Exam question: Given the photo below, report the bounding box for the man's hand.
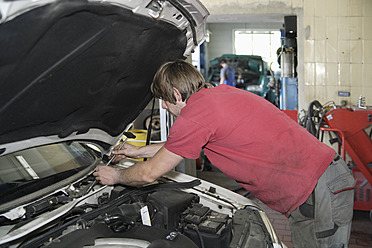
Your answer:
[111,143,140,161]
[93,166,120,185]
[94,147,183,187]
[110,143,165,162]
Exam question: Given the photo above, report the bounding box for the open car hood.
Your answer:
[0,0,209,156]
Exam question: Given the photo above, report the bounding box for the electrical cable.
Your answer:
[303,100,323,137]
[144,97,156,161]
[189,224,205,248]
[315,108,327,139]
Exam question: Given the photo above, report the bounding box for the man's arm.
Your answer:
[220,67,226,84]
[111,142,165,161]
[94,146,183,186]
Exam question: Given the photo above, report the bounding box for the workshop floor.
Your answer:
[196,170,372,248]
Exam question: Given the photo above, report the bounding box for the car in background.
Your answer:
[208,54,279,106]
[0,0,286,247]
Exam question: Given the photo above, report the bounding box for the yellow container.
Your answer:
[124,129,148,161]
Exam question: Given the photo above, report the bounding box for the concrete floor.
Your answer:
[196,170,372,248]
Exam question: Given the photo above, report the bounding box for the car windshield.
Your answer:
[0,142,96,203]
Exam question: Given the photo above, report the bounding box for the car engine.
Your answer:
[7,178,274,248]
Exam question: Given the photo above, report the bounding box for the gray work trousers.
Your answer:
[288,155,356,248]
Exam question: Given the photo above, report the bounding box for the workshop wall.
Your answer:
[206,22,283,69]
[206,23,234,64]
[201,0,372,108]
[302,0,372,108]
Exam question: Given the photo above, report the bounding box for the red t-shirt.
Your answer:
[164,85,334,217]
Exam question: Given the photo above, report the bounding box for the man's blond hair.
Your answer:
[151,60,206,104]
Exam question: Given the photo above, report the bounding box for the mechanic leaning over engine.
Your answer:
[94,59,356,248]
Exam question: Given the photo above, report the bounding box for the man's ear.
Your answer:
[172,87,183,102]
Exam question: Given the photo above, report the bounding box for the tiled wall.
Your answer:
[201,0,372,107]
[303,0,372,106]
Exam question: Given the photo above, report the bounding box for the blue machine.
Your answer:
[279,16,298,110]
[280,77,298,110]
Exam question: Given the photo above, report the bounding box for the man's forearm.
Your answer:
[115,146,184,186]
[136,142,164,158]
[117,162,154,186]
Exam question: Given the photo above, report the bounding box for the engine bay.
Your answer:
[3,177,274,248]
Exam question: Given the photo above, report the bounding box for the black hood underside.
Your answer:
[0,1,187,155]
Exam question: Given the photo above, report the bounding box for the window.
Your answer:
[0,142,96,204]
[234,30,281,71]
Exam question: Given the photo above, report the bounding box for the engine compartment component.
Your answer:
[6,180,274,248]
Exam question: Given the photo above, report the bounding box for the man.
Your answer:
[219,58,235,86]
[94,59,355,248]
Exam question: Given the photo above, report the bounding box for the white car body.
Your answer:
[0,0,287,247]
